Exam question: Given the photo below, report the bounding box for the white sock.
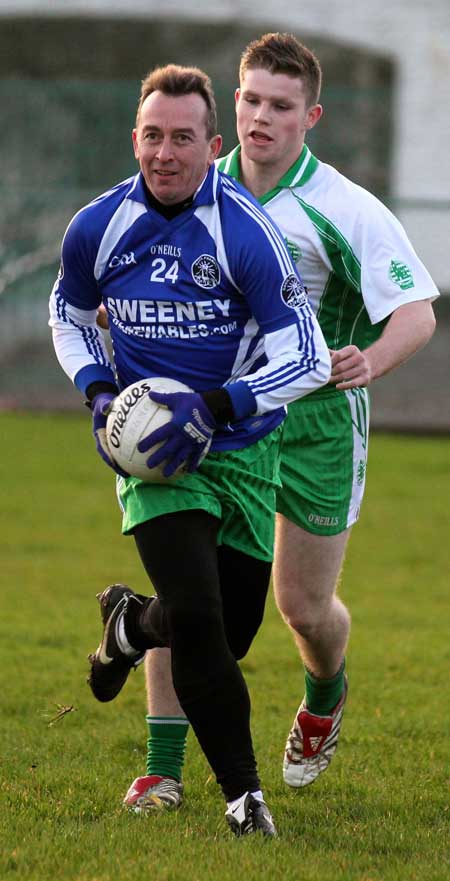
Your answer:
[116,612,140,657]
[226,790,264,812]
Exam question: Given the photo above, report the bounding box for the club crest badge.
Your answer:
[191,254,221,289]
[389,260,414,290]
[285,238,302,263]
[280,273,308,309]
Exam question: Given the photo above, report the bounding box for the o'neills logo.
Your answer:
[108,381,151,449]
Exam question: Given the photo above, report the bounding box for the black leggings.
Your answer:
[133,509,272,802]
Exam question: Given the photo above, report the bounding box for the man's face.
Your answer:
[236,68,322,172]
[133,91,222,205]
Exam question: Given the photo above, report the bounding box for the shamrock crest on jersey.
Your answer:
[357,459,366,486]
[284,237,302,264]
[281,274,308,309]
[389,260,414,291]
[191,254,221,289]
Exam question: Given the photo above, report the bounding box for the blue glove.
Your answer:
[137,391,216,478]
[90,392,129,477]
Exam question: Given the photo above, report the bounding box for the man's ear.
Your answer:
[132,129,139,159]
[208,134,223,164]
[305,104,323,131]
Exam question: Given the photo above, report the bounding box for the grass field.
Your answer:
[1,411,449,881]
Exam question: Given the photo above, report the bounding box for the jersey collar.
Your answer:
[218,144,318,203]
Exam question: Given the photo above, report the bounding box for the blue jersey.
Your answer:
[50,165,330,450]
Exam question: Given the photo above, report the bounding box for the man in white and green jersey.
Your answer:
[123,34,438,812]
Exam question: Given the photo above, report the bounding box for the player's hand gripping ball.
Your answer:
[106,378,215,481]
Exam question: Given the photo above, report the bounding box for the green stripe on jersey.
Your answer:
[316,273,387,351]
[291,194,361,289]
[290,195,389,350]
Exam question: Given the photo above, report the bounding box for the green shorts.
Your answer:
[117,426,283,562]
[277,387,370,536]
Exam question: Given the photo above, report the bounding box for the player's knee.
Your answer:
[167,601,222,640]
[276,595,327,639]
[227,634,252,661]
[279,593,350,640]
[288,614,323,640]
[225,610,264,660]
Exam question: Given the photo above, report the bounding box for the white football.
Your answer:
[106,377,193,482]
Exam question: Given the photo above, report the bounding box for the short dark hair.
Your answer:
[239,33,322,107]
[136,64,217,139]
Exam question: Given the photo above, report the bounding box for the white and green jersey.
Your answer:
[218,144,439,534]
[217,145,439,354]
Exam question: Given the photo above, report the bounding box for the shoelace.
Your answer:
[287,728,304,754]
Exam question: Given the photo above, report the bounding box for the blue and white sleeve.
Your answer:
[49,289,115,394]
[227,312,331,419]
[48,215,116,395]
[221,183,331,418]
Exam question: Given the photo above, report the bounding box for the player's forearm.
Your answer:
[49,292,115,393]
[364,299,436,381]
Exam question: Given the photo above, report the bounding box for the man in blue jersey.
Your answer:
[127,36,438,810]
[49,63,331,837]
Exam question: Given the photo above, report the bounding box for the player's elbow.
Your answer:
[422,303,437,344]
[413,301,437,354]
[402,298,437,348]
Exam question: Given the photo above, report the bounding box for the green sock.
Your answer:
[304,660,346,716]
[146,715,189,782]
